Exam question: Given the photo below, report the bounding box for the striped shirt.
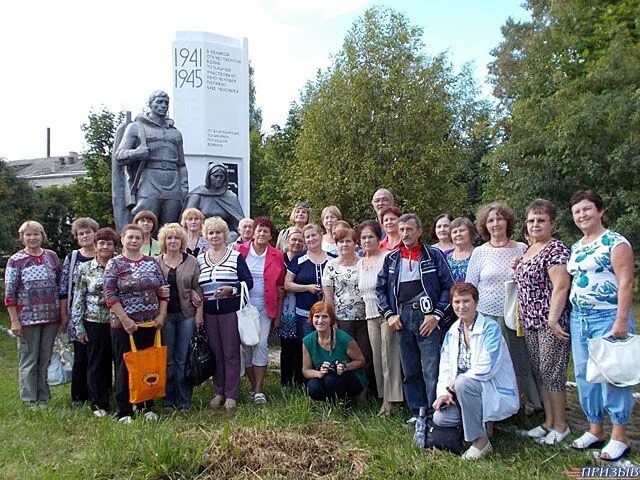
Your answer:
[197,247,253,314]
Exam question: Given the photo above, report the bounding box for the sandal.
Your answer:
[599,440,631,462]
[570,432,606,450]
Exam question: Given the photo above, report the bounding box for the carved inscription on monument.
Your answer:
[205,49,240,94]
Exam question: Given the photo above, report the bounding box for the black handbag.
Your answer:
[424,417,463,454]
[186,326,216,386]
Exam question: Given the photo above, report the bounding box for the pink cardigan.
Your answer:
[235,242,286,319]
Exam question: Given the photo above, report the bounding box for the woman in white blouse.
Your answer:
[465,202,541,412]
[357,220,403,415]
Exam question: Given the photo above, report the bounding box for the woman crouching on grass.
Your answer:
[302,301,366,402]
[432,283,519,460]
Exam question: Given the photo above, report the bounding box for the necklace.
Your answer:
[489,239,510,248]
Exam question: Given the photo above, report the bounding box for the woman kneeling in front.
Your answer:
[433,283,519,460]
[302,301,367,402]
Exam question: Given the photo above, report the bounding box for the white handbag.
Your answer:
[586,333,640,387]
[503,280,519,331]
[237,281,260,347]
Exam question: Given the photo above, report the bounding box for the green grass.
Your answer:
[0,323,638,479]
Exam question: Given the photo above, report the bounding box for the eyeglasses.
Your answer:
[295,202,310,209]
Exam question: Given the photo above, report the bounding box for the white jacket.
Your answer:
[437,313,520,422]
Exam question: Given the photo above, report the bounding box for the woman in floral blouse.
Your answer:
[71,227,120,417]
[566,190,635,461]
[322,228,370,385]
[5,221,61,407]
[514,200,571,445]
[103,223,168,422]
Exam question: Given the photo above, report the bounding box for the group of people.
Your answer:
[4,187,635,462]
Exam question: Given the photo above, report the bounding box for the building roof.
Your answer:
[8,153,87,181]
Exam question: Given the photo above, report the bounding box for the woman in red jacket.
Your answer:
[236,217,285,404]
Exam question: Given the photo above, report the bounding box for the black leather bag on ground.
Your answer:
[424,417,463,454]
[186,326,215,386]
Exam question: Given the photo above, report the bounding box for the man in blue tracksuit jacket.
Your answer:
[376,213,454,421]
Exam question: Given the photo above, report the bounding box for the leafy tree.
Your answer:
[33,185,75,258]
[0,159,37,254]
[284,7,483,225]
[248,63,268,218]
[486,0,640,246]
[71,108,124,228]
[256,103,305,229]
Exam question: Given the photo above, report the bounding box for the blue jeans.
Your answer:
[163,312,195,408]
[570,308,635,425]
[296,314,314,339]
[397,307,441,415]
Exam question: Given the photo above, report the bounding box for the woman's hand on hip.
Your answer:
[548,321,570,341]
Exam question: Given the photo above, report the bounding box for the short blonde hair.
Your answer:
[158,223,188,254]
[203,216,229,241]
[19,220,47,243]
[302,223,322,238]
[180,208,205,228]
[321,205,342,233]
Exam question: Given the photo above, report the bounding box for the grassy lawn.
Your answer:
[0,321,638,479]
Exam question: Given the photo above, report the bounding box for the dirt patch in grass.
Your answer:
[199,422,368,479]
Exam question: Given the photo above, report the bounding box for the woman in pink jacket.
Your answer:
[236,217,285,404]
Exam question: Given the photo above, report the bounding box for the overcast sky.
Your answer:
[0,0,528,160]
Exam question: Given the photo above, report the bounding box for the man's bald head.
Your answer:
[372,188,395,216]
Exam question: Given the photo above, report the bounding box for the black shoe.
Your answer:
[70,401,85,410]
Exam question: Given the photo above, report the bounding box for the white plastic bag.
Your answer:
[503,280,519,331]
[586,333,640,387]
[237,281,260,347]
[47,336,73,386]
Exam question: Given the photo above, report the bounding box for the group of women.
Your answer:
[3,189,635,461]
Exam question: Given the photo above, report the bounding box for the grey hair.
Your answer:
[398,213,422,230]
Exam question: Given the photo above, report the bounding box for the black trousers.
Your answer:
[111,327,156,418]
[85,322,113,411]
[280,338,304,387]
[307,372,363,401]
[71,341,89,402]
[337,319,376,395]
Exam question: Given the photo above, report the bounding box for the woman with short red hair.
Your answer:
[302,302,366,401]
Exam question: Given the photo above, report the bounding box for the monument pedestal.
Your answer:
[172,31,250,216]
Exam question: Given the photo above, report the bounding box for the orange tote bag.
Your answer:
[123,328,167,404]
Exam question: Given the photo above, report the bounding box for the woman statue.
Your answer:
[184,163,245,241]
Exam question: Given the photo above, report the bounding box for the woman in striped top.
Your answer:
[197,216,253,411]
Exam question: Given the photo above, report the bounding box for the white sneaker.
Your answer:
[93,409,108,418]
[406,416,419,426]
[118,416,133,424]
[254,393,267,405]
[144,411,159,421]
